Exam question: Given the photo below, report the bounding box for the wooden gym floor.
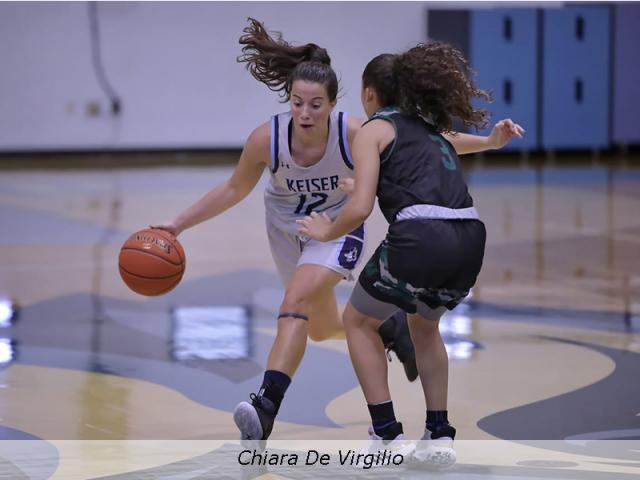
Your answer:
[0,154,638,479]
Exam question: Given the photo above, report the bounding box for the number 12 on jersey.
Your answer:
[294,192,328,215]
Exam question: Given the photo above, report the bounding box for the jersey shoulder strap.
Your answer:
[337,111,354,170]
[363,107,401,126]
[270,111,291,173]
[269,114,281,173]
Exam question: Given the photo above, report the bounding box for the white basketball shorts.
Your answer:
[266,222,366,286]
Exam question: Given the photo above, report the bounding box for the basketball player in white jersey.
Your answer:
[152,18,523,441]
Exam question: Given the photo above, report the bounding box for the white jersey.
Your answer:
[264,110,354,236]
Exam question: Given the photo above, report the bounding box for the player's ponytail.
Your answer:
[238,18,338,101]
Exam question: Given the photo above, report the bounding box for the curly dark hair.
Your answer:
[363,42,491,132]
[237,18,338,102]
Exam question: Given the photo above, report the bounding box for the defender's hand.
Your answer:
[338,178,355,194]
[488,119,525,149]
[297,211,332,242]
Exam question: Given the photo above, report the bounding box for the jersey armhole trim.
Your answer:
[270,115,280,174]
[338,112,354,170]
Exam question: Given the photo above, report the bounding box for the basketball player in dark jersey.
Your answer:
[154,19,522,442]
[299,43,524,465]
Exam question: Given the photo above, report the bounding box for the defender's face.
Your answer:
[290,80,336,134]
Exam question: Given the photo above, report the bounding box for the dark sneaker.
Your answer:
[378,311,419,382]
[233,392,276,440]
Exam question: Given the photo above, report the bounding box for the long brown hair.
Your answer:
[237,18,339,102]
[363,42,491,132]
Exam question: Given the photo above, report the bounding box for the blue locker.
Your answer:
[542,6,611,149]
[470,9,538,150]
[613,4,640,144]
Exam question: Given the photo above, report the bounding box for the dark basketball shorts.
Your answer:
[351,218,486,321]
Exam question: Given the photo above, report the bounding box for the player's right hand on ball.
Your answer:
[149,222,181,237]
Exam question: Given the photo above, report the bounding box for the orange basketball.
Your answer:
[118,228,186,296]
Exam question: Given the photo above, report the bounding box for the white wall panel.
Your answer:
[0,1,427,151]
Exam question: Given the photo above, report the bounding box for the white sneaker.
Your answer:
[351,425,415,469]
[409,433,456,469]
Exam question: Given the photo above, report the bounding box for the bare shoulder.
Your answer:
[247,121,271,149]
[346,115,366,146]
[356,118,395,150]
[361,118,395,136]
[243,121,271,165]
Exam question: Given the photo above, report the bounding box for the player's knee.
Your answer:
[410,315,440,336]
[280,290,310,317]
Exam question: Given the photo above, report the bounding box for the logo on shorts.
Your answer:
[343,247,359,263]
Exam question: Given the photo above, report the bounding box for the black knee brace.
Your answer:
[277,312,309,321]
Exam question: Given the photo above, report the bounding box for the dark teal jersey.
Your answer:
[367,108,474,223]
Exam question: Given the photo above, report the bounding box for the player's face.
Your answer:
[290,81,336,135]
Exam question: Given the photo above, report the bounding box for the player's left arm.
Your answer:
[444,118,525,155]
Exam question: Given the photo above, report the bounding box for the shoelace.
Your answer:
[249,392,264,407]
[249,392,276,415]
